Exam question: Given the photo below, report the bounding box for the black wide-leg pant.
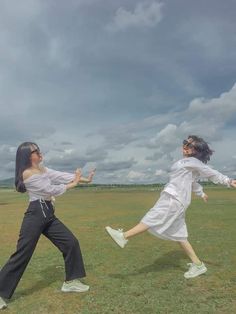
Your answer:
[0,200,86,299]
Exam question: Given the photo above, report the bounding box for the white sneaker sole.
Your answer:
[184,267,207,279]
[0,304,7,310]
[105,226,127,248]
[61,286,89,293]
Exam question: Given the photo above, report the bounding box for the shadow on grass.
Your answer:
[201,259,221,267]
[13,264,63,300]
[109,250,187,279]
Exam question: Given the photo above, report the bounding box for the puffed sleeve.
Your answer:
[25,175,67,196]
[45,167,75,184]
[184,158,231,187]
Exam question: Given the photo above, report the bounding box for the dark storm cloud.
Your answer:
[86,147,108,161]
[0,0,236,182]
[96,159,136,172]
[45,153,88,171]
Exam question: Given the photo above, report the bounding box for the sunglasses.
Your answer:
[183,140,195,149]
[31,148,41,155]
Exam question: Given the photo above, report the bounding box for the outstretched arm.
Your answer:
[45,167,75,184]
[184,159,232,187]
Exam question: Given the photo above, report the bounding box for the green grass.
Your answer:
[0,187,236,314]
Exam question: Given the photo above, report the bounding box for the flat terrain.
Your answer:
[0,187,235,313]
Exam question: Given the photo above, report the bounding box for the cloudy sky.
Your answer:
[0,0,236,183]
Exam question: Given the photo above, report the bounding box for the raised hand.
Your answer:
[77,168,96,184]
[230,179,236,188]
[202,193,208,203]
[66,168,82,190]
[74,168,82,183]
[87,168,96,183]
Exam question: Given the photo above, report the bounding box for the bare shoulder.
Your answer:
[22,169,34,181]
[23,166,46,181]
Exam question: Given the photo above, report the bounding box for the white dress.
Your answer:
[141,157,231,241]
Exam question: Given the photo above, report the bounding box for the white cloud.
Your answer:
[96,159,136,172]
[127,170,146,181]
[107,1,164,32]
[1,83,236,183]
[155,169,167,176]
[187,83,236,119]
[147,124,178,148]
[180,83,236,140]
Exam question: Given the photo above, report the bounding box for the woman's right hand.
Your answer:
[202,193,208,203]
[66,168,82,190]
[230,179,236,188]
[74,168,82,184]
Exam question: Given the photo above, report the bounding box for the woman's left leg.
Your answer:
[105,223,149,248]
[178,240,207,278]
[42,217,86,281]
[178,240,201,264]
[124,223,149,239]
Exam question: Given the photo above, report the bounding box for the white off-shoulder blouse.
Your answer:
[23,167,75,201]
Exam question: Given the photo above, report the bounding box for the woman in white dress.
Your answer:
[0,142,95,310]
[105,135,236,279]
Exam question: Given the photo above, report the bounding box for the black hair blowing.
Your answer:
[15,142,39,193]
[188,135,214,164]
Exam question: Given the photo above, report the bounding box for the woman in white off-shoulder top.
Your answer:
[0,142,95,308]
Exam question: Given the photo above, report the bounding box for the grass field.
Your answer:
[0,187,236,314]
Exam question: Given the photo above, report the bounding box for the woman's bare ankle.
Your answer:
[123,232,128,239]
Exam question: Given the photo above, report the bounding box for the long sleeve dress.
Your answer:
[141,157,232,241]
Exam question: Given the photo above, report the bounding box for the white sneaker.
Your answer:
[105,226,128,248]
[61,279,89,292]
[184,262,207,279]
[0,297,7,310]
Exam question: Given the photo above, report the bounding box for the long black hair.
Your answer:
[187,135,214,164]
[15,142,40,193]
